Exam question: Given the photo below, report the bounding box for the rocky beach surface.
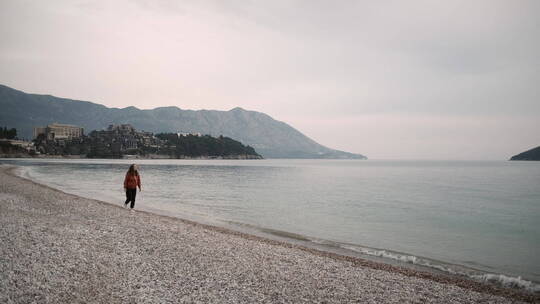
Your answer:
[0,165,536,303]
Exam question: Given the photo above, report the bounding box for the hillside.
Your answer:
[154,133,261,159]
[0,84,366,159]
[510,146,540,161]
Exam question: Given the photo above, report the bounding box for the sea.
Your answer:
[2,158,539,292]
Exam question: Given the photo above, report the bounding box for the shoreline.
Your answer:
[1,164,537,303]
[10,159,539,291]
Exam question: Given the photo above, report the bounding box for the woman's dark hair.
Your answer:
[127,164,139,176]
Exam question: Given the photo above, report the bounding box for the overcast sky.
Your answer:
[1,0,539,159]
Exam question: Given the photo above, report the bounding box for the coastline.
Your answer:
[0,164,537,303]
[0,154,263,160]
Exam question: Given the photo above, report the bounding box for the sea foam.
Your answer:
[472,274,540,292]
[340,244,540,293]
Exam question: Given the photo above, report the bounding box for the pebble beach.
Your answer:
[0,165,536,303]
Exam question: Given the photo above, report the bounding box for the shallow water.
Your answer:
[3,158,540,290]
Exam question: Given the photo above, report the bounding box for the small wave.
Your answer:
[14,165,36,182]
[339,244,540,293]
[345,246,419,263]
[341,245,456,273]
[472,274,540,292]
[226,227,540,293]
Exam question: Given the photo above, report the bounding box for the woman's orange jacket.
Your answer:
[124,173,141,189]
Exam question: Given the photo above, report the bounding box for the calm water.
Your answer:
[3,158,540,290]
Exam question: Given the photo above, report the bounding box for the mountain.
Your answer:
[510,146,540,161]
[0,84,366,159]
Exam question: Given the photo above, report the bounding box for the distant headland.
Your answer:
[510,146,540,161]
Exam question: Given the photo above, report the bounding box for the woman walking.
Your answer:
[124,164,141,210]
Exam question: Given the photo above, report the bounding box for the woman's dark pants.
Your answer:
[125,188,137,208]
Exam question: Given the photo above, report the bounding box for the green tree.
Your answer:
[155,133,261,158]
[0,127,17,139]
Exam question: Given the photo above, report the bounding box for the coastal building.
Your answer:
[33,123,84,140]
[177,132,202,137]
[33,127,46,139]
[123,137,138,150]
[140,131,157,146]
[108,124,135,133]
[0,139,33,149]
[89,124,161,152]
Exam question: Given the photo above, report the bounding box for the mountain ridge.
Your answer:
[0,84,366,159]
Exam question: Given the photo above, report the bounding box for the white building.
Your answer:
[177,132,202,137]
[33,123,84,140]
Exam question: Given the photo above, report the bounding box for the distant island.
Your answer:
[510,146,540,161]
[0,84,366,159]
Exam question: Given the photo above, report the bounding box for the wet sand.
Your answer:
[0,165,536,303]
